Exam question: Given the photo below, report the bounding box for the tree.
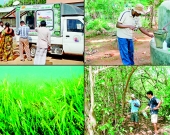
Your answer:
[3,0,46,7]
[85,0,164,32]
[85,66,170,134]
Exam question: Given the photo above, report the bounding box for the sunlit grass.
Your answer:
[0,76,84,135]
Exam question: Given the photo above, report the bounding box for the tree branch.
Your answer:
[122,66,138,114]
[93,66,117,74]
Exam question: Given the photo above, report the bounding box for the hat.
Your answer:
[133,4,146,15]
[131,94,135,98]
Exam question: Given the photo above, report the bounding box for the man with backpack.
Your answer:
[143,91,162,135]
[128,94,140,129]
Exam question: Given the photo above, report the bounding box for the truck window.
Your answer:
[67,19,84,33]
[25,11,35,29]
[36,10,54,30]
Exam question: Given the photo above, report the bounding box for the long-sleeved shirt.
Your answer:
[17,25,30,38]
[35,27,51,48]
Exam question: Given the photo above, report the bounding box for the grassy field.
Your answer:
[0,76,84,135]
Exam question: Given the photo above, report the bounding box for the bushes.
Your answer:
[86,19,111,32]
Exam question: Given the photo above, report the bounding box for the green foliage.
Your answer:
[85,0,164,32]
[0,76,84,134]
[141,17,150,28]
[86,19,111,31]
[3,0,46,7]
[85,0,124,32]
[85,66,170,134]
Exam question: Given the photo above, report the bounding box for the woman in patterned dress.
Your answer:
[0,22,15,62]
[0,34,3,61]
[0,21,4,60]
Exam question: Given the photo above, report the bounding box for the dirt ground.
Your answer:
[0,45,84,65]
[85,31,153,65]
[124,115,170,135]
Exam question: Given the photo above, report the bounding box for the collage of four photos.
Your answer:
[0,0,170,135]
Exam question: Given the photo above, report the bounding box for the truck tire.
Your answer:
[30,46,36,58]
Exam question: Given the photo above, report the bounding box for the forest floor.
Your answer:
[124,115,170,135]
[85,31,153,65]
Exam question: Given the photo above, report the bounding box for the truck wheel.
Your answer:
[30,46,36,58]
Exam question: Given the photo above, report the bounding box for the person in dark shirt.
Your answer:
[143,91,162,135]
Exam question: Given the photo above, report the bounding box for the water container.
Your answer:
[151,37,156,46]
[154,30,167,48]
[163,41,168,50]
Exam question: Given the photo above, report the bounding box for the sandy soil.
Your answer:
[0,45,84,65]
[85,31,152,65]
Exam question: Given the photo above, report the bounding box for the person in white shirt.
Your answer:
[116,4,154,65]
[0,21,4,34]
[34,20,51,65]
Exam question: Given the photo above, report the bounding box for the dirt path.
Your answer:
[85,32,152,65]
[123,115,170,135]
[0,46,83,65]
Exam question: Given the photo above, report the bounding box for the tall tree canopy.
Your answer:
[85,0,164,32]
[85,66,170,134]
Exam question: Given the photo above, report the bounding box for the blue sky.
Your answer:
[0,0,9,5]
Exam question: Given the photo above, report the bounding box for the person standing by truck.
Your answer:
[17,21,32,61]
[34,20,51,65]
[0,22,15,62]
[0,21,4,34]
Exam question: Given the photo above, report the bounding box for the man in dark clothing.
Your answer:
[143,91,161,135]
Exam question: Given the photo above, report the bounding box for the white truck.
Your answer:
[1,3,84,57]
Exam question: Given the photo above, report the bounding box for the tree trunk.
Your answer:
[150,5,153,28]
[113,85,117,125]
[122,67,138,115]
[87,66,96,135]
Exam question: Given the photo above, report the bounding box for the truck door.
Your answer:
[63,17,84,55]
